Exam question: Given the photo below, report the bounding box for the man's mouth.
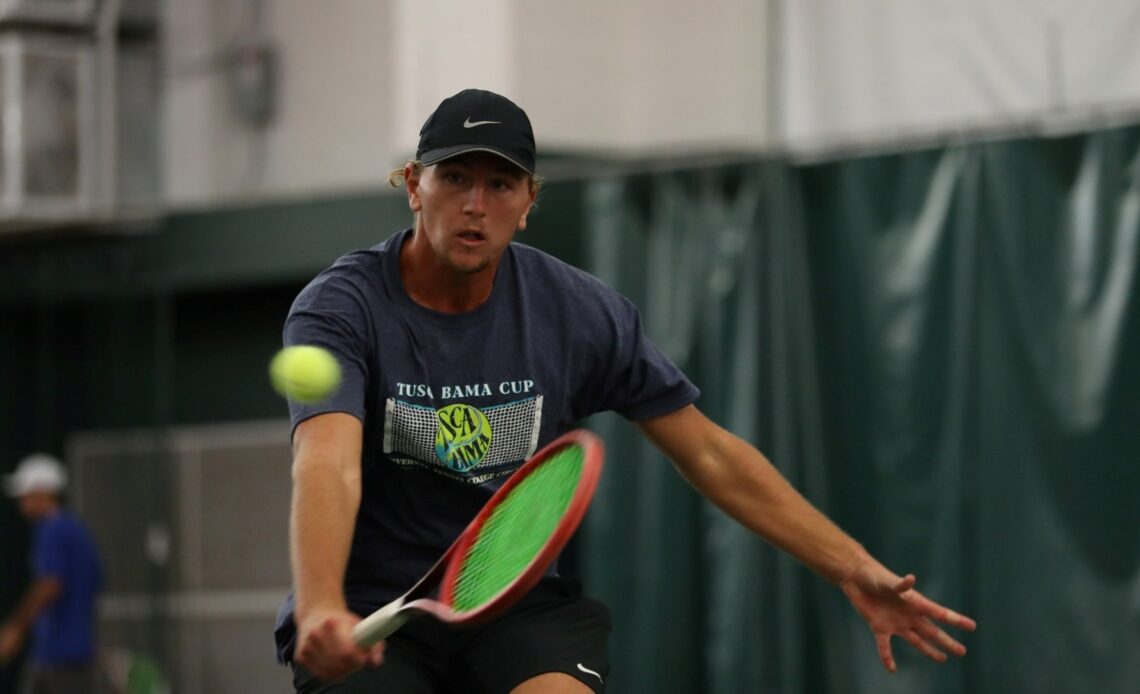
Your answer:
[458,230,486,244]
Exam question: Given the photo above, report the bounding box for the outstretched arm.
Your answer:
[290,412,383,680]
[635,404,976,672]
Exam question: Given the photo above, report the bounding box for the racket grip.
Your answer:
[353,599,412,647]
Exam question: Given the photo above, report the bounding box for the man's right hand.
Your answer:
[0,622,24,663]
[294,608,384,682]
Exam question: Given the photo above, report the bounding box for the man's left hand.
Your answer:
[841,559,977,673]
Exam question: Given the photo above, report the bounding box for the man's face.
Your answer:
[407,152,536,275]
[17,491,54,521]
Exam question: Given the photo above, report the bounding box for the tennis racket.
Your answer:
[352,429,604,647]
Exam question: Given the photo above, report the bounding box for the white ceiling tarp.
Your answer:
[780,0,1140,154]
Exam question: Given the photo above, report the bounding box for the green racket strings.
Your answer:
[451,444,584,612]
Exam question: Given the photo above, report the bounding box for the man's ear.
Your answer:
[517,187,538,230]
[407,164,423,212]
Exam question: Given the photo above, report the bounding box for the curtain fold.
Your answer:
[975,129,1140,693]
[581,126,1140,693]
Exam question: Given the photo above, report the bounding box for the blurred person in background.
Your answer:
[1,453,104,694]
[277,89,976,693]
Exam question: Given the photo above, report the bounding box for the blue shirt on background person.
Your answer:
[30,509,103,664]
[2,453,104,693]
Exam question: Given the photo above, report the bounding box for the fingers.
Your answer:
[901,629,948,663]
[876,633,897,674]
[299,643,371,681]
[850,568,977,673]
[886,618,969,670]
[916,619,966,657]
[296,614,383,682]
[939,607,978,632]
[368,642,385,667]
[902,589,978,632]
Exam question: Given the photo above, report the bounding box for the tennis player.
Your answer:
[2,454,104,694]
[275,89,976,693]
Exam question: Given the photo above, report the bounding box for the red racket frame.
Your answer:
[352,429,604,647]
[434,428,604,626]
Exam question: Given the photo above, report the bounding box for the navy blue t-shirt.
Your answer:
[274,229,698,660]
[31,510,103,664]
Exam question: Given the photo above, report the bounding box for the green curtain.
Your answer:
[972,132,1140,693]
[584,163,838,694]
[582,126,1140,693]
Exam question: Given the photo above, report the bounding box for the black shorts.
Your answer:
[292,576,611,694]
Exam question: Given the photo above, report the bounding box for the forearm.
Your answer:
[290,440,361,620]
[4,577,62,631]
[673,428,869,585]
[285,413,382,675]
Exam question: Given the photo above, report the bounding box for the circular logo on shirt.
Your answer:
[435,404,493,472]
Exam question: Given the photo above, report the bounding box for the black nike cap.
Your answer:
[416,89,536,174]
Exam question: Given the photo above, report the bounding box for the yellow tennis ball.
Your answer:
[269,345,341,403]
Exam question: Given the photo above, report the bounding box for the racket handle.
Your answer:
[353,598,413,647]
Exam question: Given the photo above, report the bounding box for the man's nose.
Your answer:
[463,183,487,215]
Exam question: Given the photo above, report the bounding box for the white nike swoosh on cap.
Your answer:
[576,663,603,683]
[463,118,501,128]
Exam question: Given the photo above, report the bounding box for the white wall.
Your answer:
[390,0,517,162]
[780,0,1140,154]
[261,1,395,196]
[161,0,771,208]
[164,0,394,206]
[161,0,1140,208]
[163,0,251,205]
[517,0,770,154]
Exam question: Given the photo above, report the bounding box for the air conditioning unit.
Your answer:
[0,0,96,25]
[0,34,96,228]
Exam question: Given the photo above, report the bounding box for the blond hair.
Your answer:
[387,161,424,188]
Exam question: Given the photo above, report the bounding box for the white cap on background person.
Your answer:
[4,453,68,497]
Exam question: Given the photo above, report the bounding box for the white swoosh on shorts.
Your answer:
[577,663,604,683]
